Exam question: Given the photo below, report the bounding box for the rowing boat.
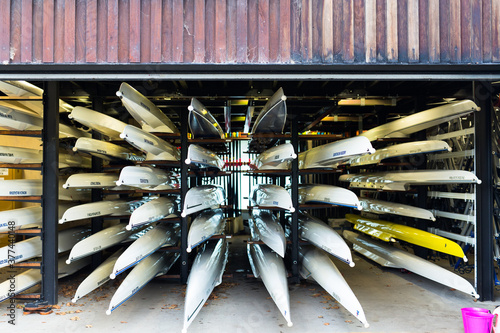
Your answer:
[247,243,292,327]
[73,137,143,161]
[188,98,224,139]
[297,212,354,266]
[110,223,179,279]
[0,256,90,303]
[0,145,90,168]
[359,197,436,221]
[59,151,92,169]
[59,179,92,201]
[72,248,125,303]
[299,245,369,328]
[127,196,177,229]
[117,82,179,133]
[343,230,479,298]
[185,144,225,170]
[107,251,180,315]
[345,214,467,260]
[0,179,42,196]
[0,80,73,115]
[252,143,296,170]
[62,173,120,189]
[181,185,226,217]
[68,106,127,140]
[0,227,90,269]
[348,140,451,166]
[59,200,131,224]
[66,223,144,264]
[250,210,286,258]
[251,87,287,134]
[251,184,295,212]
[116,165,178,190]
[120,124,180,161]
[298,136,375,169]
[298,184,362,210]
[1,203,74,231]
[0,104,43,130]
[360,100,478,141]
[339,170,481,191]
[186,209,225,253]
[182,239,229,332]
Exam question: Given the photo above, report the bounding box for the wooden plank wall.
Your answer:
[0,0,499,65]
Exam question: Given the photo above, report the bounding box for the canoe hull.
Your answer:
[186,144,225,170]
[188,98,224,139]
[298,184,362,210]
[59,200,131,224]
[120,124,180,161]
[187,209,225,252]
[69,106,127,140]
[251,87,287,134]
[253,143,296,170]
[250,210,286,258]
[181,185,226,217]
[251,184,294,212]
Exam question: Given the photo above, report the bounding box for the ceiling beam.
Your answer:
[300,105,337,132]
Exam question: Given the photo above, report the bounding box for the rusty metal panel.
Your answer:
[1,0,499,65]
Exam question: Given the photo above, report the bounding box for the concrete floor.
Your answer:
[0,235,496,332]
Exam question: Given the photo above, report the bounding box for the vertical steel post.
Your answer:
[474,81,494,301]
[290,115,299,282]
[91,96,104,269]
[42,81,59,305]
[180,108,189,283]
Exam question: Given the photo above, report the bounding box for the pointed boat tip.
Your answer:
[66,259,71,265]
[181,212,187,218]
[185,159,191,165]
[119,132,126,139]
[186,247,192,253]
[473,293,480,299]
[463,256,468,263]
[287,322,293,327]
[125,225,132,231]
[115,91,122,98]
[72,147,78,152]
[289,207,295,213]
[349,262,355,268]
[476,179,482,184]
[187,105,194,111]
[58,219,65,224]
[364,323,370,328]
[106,309,112,316]
[71,298,78,303]
[110,273,116,280]
[181,328,188,333]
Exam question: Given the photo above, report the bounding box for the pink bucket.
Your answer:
[461,309,493,333]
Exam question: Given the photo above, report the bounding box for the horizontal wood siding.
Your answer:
[1,0,499,64]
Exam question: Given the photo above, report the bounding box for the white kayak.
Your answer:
[187,209,225,253]
[0,227,90,268]
[0,179,42,196]
[247,243,292,327]
[0,145,92,168]
[188,98,224,139]
[59,151,92,169]
[110,223,180,279]
[66,223,143,264]
[58,178,92,201]
[63,173,119,189]
[298,136,375,169]
[59,200,131,224]
[127,196,177,229]
[339,170,481,191]
[107,251,180,315]
[185,144,225,170]
[0,104,43,130]
[251,184,295,212]
[117,82,179,133]
[343,230,479,298]
[68,106,127,140]
[360,100,478,141]
[0,203,74,231]
[250,210,286,258]
[0,256,90,303]
[59,123,92,139]
[359,197,436,221]
[299,245,370,328]
[116,165,178,190]
[120,124,180,161]
[251,87,287,134]
[72,248,125,303]
[297,212,354,266]
[183,239,229,333]
[0,80,73,115]
[348,140,451,166]
[181,185,226,217]
[298,184,362,210]
[73,137,143,161]
[253,143,296,170]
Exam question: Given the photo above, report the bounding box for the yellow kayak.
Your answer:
[345,214,466,260]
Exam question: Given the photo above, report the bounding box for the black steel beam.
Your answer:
[180,108,189,284]
[91,96,104,269]
[41,81,59,305]
[290,115,300,283]
[474,80,494,301]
